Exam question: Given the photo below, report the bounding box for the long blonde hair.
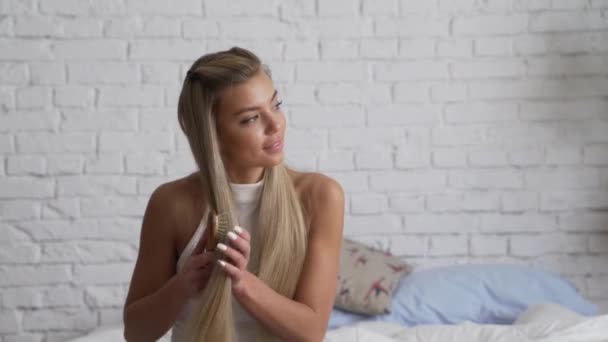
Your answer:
[176,47,309,341]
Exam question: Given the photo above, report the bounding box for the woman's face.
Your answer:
[214,69,286,171]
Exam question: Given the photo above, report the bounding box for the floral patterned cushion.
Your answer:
[334,238,412,315]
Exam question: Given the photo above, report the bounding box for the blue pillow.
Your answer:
[327,308,368,329]
[328,263,599,329]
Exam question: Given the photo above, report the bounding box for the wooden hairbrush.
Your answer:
[205,209,230,253]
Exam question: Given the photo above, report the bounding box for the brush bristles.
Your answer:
[215,212,231,247]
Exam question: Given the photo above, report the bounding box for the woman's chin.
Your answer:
[264,152,284,166]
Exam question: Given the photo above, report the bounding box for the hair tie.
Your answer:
[187,70,200,81]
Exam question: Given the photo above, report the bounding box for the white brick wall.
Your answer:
[1,0,607,339]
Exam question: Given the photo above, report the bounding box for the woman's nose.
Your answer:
[266,115,281,133]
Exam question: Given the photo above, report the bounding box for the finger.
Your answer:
[233,226,251,242]
[195,260,213,275]
[226,231,250,261]
[199,266,212,281]
[188,253,210,272]
[217,243,246,270]
[217,258,239,279]
[198,272,211,290]
[193,252,215,268]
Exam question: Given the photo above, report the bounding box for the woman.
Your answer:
[122,46,345,342]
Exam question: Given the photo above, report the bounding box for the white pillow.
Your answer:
[67,325,172,342]
[68,325,124,342]
[515,302,586,338]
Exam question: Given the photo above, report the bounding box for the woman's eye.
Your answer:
[241,115,258,125]
[240,101,282,125]
[274,100,283,110]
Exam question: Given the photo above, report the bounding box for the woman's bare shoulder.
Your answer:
[153,172,200,204]
[286,168,343,210]
[287,169,340,193]
[150,173,206,231]
[286,169,344,247]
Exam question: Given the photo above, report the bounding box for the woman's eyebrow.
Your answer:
[232,90,278,117]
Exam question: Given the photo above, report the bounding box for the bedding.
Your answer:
[70,263,601,341]
[335,238,412,315]
[329,263,599,328]
[71,303,607,342]
[66,326,171,342]
[323,302,608,342]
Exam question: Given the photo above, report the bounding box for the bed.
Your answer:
[324,302,608,342]
[69,263,605,342]
[69,302,608,342]
[322,263,605,342]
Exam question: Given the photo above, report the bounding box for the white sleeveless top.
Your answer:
[170,178,264,342]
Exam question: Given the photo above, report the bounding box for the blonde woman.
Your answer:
[122,47,345,342]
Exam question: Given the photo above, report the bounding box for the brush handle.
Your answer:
[205,209,218,251]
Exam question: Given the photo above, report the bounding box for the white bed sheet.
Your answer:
[67,326,171,342]
[68,303,607,342]
[323,303,608,342]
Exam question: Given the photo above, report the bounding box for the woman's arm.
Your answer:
[123,184,185,342]
[233,177,345,342]
[124,275,190,341]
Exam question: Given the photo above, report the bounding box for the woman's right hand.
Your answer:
[175,226,216,299]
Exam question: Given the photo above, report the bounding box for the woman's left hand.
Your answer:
[216,225,253,295]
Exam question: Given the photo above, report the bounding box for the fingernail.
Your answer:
[216,243,227,251]
[227,231,238,240]
[234,226,243,234]
[218,260,226,267]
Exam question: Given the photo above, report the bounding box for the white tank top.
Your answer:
[170,178,264,342]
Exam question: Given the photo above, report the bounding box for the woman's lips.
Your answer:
[264,139,283,152]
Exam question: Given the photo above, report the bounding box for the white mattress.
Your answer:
[324,303,608,342]
[67,303,608,342]
[67,326,171,342]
